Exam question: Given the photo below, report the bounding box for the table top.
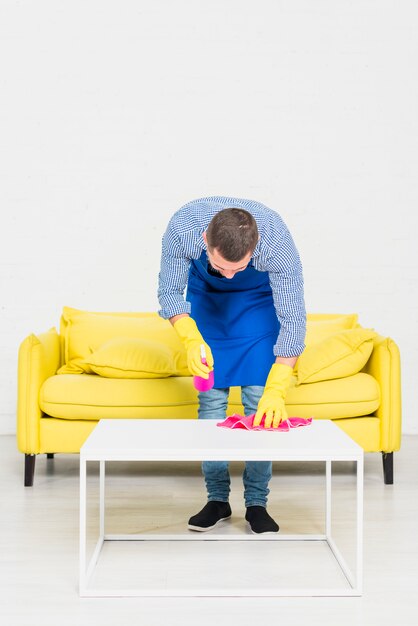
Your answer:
[80,419,363,462]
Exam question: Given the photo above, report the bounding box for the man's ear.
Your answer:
[202,231,207,245]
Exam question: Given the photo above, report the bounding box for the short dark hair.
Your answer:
[206,208,259,262]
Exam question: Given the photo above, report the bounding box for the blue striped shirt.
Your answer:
[158,196,306,357]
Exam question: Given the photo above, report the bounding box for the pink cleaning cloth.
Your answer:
[217,414,312,432]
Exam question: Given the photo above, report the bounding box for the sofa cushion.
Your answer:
[286,373,380,420]
[40,375,201,420]
[57,307,188,376]
[82,337,176,378]
[40,372,380,421]
[296,328,376,385]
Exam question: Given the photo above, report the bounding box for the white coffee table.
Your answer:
[79,418,363,597]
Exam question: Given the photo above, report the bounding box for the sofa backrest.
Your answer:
[305,313,359,346]
[57,307,361,376]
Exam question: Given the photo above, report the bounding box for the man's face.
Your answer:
[203,233,252,279]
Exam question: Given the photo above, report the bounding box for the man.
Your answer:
[158,196,306,534]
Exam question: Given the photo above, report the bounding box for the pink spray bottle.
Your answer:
[193,344,214,392]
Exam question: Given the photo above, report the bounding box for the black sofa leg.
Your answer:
[47,453,54,459]
[24,454,36,487]
[382,452,394,485]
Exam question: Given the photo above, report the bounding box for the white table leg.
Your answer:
[326,459,332,537]
[79,456,87,595]
[100,461,105,538]
[356,456,364,593]
[80,459,106,596]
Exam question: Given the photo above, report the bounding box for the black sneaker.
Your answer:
[245,506,279,534]
[188,501,232,532]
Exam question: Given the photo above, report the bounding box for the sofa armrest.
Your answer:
[362,334,402,452]
[17,328,61,454]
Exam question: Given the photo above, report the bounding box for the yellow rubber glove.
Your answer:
[254,363,294,429]
[173,316,214,378]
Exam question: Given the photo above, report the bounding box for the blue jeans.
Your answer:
[198,386,272,508]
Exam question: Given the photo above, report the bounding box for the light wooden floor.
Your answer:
[1,434,417,625]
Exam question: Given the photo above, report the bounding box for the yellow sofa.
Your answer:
[17,307,401,486]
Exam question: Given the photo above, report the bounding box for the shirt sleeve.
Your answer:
[157,217,192,319]
[264,225,306,358]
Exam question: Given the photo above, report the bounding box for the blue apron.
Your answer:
[186,250,280,388]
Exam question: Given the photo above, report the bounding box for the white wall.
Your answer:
[1,0,417,434]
